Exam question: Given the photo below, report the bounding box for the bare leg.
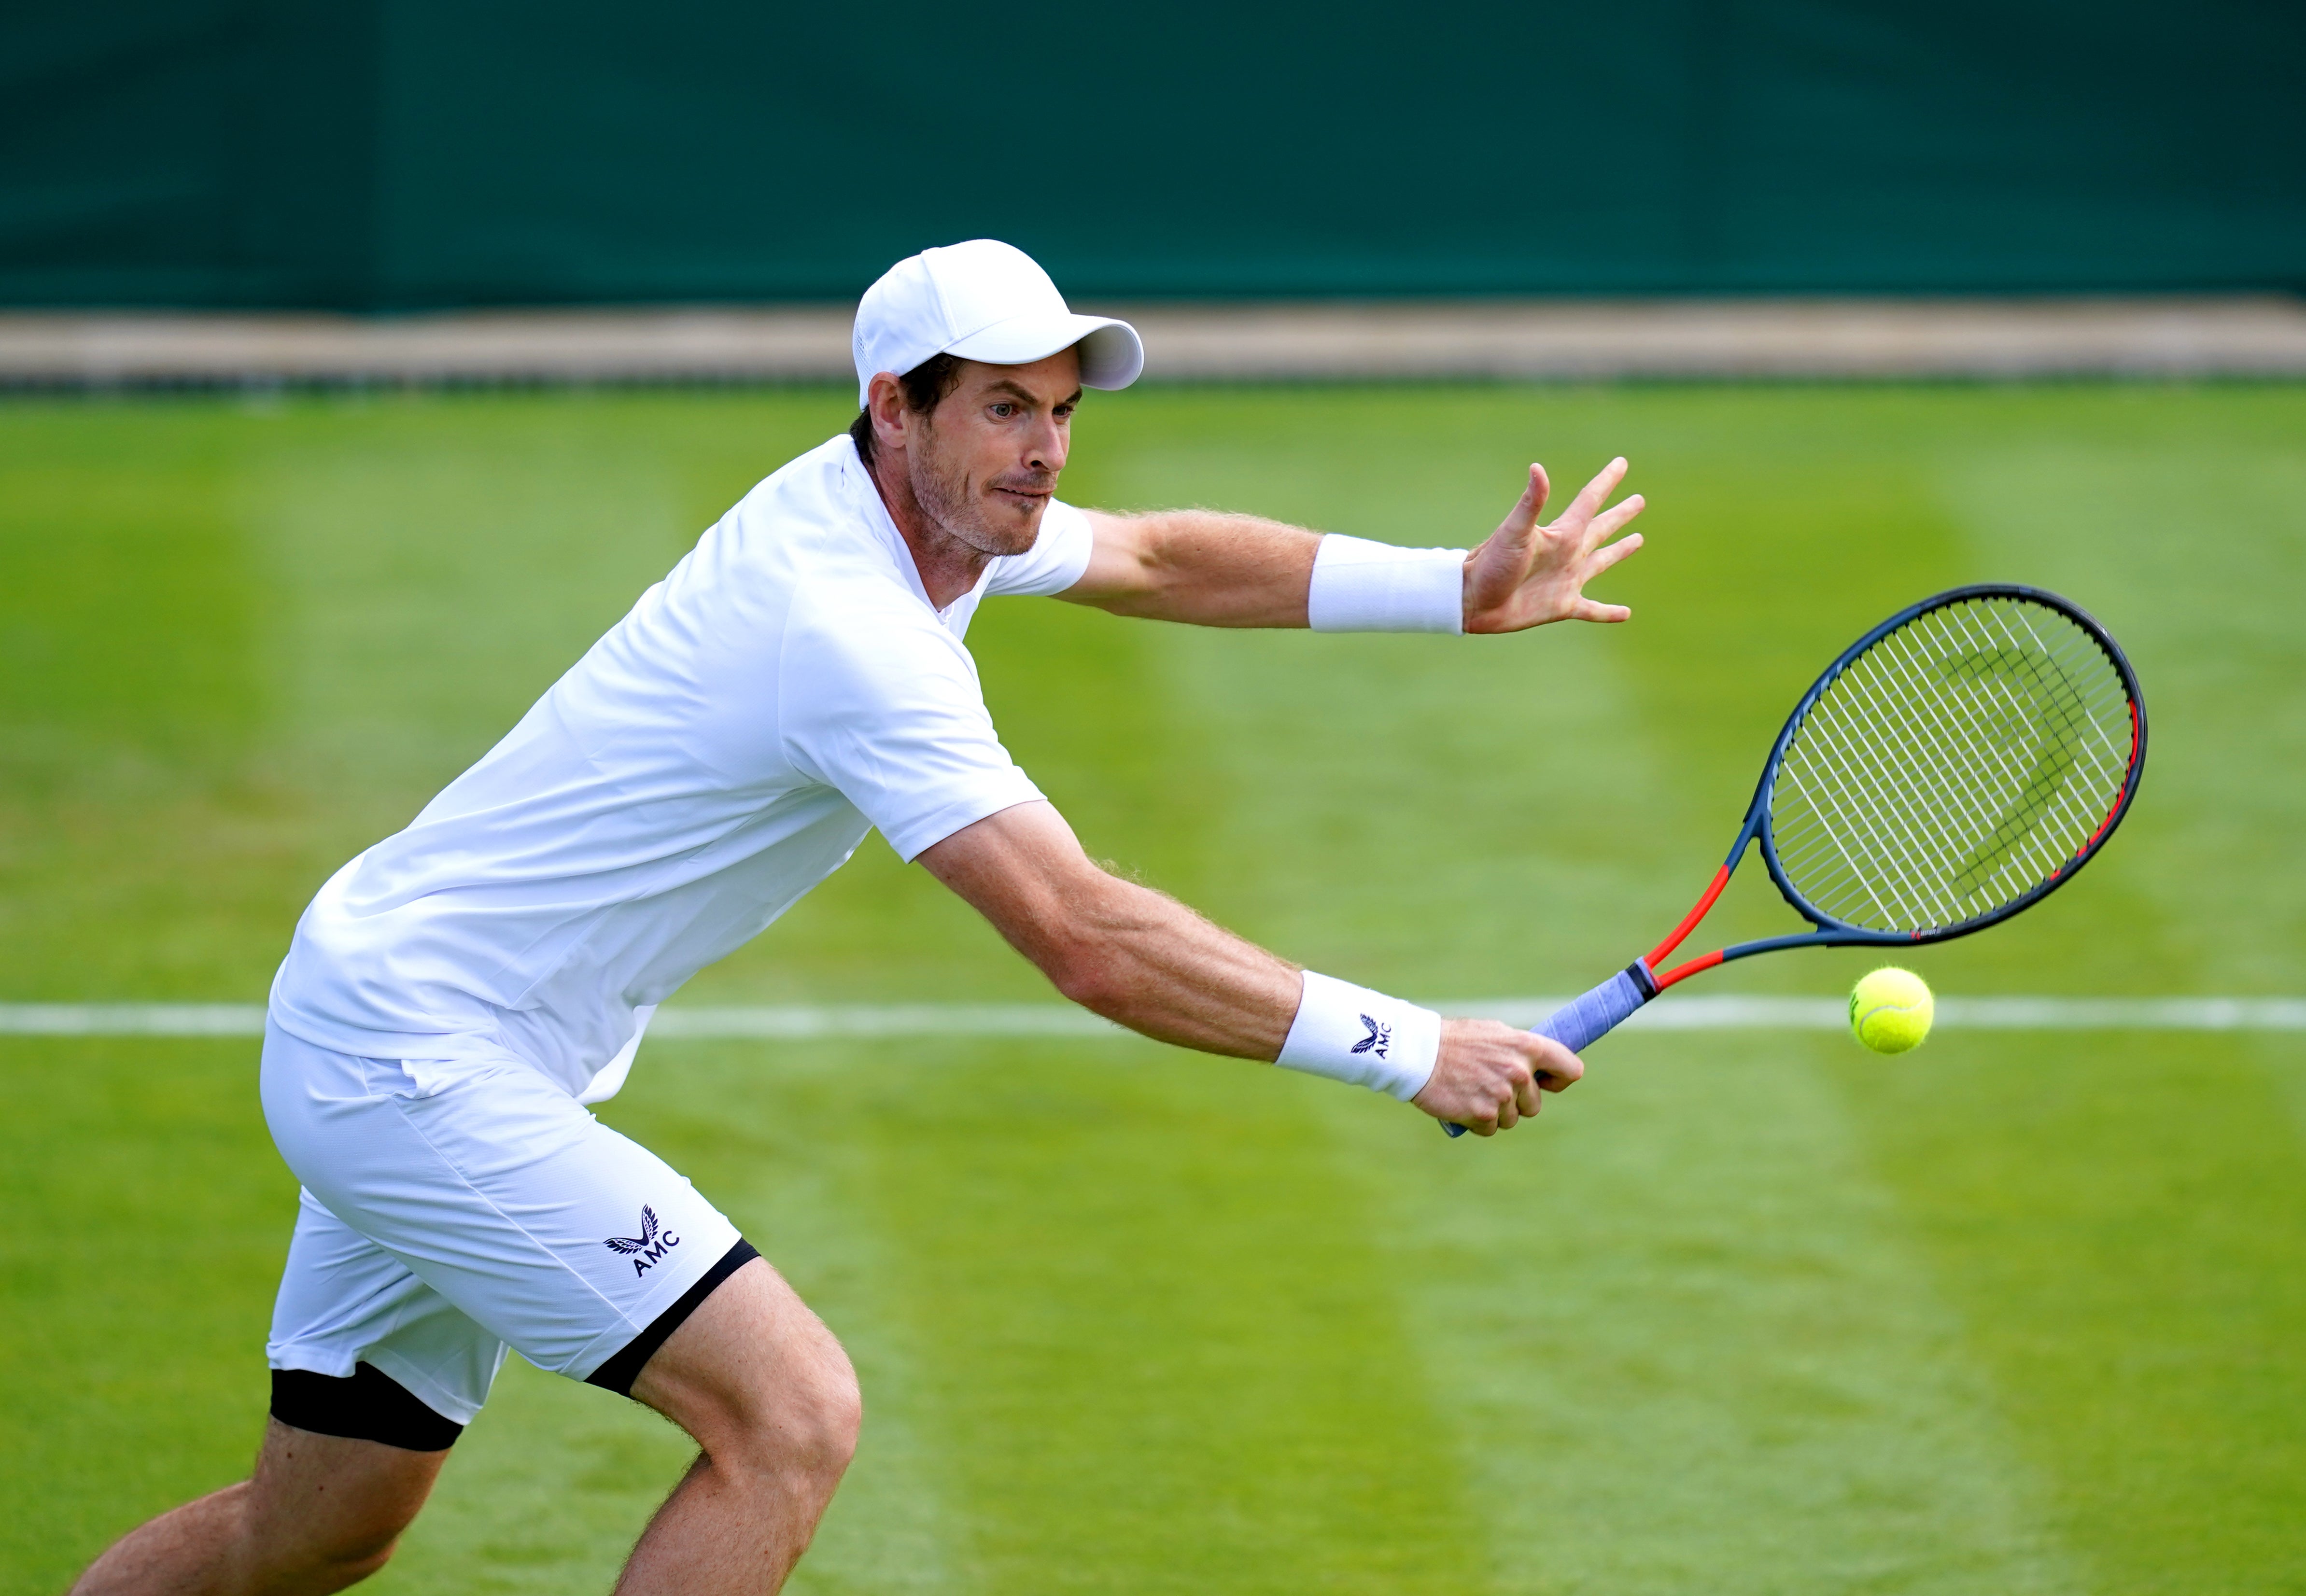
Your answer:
[70,1420,446,1596]
[616,1257,861,1594]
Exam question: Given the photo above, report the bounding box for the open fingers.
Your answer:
[1583,493,1645,548]
[1556,456,1628,530]
[1559,518,1643,625]
[1587,529,1644,576]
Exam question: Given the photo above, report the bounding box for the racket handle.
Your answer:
[1536,961,1659,1051]
[1443,962,1657,1137]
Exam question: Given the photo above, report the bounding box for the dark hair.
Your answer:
[849,353,964,466]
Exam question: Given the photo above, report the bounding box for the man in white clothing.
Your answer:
[73,240,1645,1595]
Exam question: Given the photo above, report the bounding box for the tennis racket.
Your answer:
[1446,583,2146,1136]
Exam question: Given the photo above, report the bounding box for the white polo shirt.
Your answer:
[269,433,1093,1097]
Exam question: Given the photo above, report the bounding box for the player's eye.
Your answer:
[989,402,1017,419]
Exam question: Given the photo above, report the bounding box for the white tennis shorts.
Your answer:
[258,1020,742,1423]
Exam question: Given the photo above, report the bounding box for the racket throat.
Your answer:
[1652,947,1725,990]
[1646,862,1734,970]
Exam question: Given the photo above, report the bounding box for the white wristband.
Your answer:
[1307,534,1466,634]
[1275,971,1441,1101]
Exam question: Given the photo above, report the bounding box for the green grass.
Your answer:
[1,383,2302,1594]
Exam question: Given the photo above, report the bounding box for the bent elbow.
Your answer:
[1046,947,1120,1015]
[1016,871,1145,1018]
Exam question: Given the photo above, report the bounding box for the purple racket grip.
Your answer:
[1443,962,1657,1137]
[1533,963,1657,1052]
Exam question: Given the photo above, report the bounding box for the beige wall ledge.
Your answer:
[5,296,2305,386]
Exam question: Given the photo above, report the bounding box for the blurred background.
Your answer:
[3,5,2303,1594]
[8,0,2305,304]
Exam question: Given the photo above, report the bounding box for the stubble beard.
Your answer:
[907,428,1049,560]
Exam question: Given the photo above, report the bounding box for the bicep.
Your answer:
[1056,510,1165,609]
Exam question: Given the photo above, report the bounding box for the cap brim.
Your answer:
[944,312,1144,390]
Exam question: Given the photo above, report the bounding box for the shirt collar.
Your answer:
[834,433,997,629]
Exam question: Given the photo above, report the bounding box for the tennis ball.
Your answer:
[1849,966,1934,1053]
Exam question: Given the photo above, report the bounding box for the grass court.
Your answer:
[2,382,2303,1593]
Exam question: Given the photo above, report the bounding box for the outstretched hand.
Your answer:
[1462,458,1645,633]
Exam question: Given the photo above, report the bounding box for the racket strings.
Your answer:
[1777,605,2128,928]
[1914,604,2131,868]
[1934,605,2122,885]
[1781,629,2122,929]
[1769,596,2134,933]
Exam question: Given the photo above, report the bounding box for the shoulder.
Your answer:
[703,434,912,605]
[984,498,1097,598]
[726,434,869,540]
[632,435,883,640]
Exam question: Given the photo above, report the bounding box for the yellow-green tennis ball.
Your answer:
[1850,966,1934,1053]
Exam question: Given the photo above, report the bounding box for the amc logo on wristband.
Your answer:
[1276,974,1438,1101]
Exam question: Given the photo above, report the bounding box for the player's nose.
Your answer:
[1026,417,1067,473]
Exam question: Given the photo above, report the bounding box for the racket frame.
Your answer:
[1643,582,2148,991]
[1443,583,2145,1136]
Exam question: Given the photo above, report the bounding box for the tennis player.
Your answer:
[72,239,1644,1594]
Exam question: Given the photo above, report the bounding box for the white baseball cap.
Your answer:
[851,239,1144,406]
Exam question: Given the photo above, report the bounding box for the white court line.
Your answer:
[0,1004,271,1036]
[1,998,2302,1039]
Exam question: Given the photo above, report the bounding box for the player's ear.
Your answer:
[866,371,910,453]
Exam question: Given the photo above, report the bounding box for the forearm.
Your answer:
[1069,507,1471,633]
[922,803,1297,1054]
[1067,509,1323,628]
[986,856,1518,1112]
[1036,875,1302,1057]
[1063,457,1644,638]
[921,802,1572,1128]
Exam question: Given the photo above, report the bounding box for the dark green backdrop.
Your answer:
[4,1,2302,309]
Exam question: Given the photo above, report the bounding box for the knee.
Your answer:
[723,1330,861,1489]
[261,1510,407,1593]
[774,1334,862,1483]
[309,1536,400,1588]
[237,1429,438,1594]
[635,1259,863,1494]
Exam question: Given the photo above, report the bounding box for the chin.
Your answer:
[984,499,1047,555]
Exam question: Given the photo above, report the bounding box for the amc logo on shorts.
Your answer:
[602,1204,682,1277]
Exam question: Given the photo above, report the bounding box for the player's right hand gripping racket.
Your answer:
[1446,583,2146,1136]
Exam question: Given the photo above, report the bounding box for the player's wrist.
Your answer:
[1307,535,1467,634]
[1273,970,1440,1100]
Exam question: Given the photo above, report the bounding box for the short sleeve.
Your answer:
[984,499,1095,598]
[780,594,1046,861]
